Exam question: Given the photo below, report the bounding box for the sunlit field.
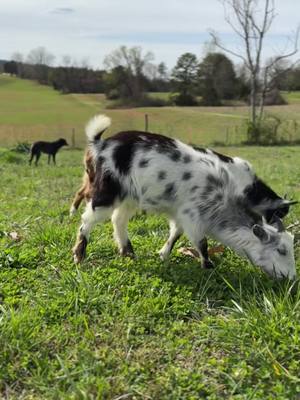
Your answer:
[1,75,300,148]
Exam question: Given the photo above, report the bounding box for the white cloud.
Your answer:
[50,7,75,14]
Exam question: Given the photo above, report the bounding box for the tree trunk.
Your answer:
[250,74,258,140]
[250,74,257,122]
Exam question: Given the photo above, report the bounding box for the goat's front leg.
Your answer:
[159,219,183,261]
[73,202,113,263]
[111,204,136,257]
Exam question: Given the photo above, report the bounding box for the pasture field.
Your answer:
[282,91,300,105]
[1,75,300,148]
[0,145,299,399]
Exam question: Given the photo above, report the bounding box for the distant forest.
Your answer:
[1,45,300,107]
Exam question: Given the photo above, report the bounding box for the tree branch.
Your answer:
[209,31,251,67]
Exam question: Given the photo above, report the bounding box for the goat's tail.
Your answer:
[85,114,111,142]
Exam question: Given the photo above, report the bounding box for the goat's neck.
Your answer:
[213,225,255,261]
[209,199,260,259]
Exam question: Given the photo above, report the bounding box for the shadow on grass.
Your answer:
[81,241,299,312]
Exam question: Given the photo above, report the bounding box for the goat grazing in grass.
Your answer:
[73,115,297,279]
[29,138,68,166]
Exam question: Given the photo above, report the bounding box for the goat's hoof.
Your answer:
[72,237,87,264]
[73,253,81,264]
[69,206,77,217]
[158,250,169,262]
[120,250,135,258]
[120,241,135,258]
[202,260,214,269]
[73,248,85,264]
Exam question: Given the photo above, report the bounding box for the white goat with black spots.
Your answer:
[73,115,297,279]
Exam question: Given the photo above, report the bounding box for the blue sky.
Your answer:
[1,0,299,70]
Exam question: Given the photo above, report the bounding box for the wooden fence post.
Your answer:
[71,128,75,148]
[226,127,229,145]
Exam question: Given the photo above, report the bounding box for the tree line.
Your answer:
[0,46,170,98]
[1,48,106,94]
[1,44,299,108]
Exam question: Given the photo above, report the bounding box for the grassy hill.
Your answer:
[2,75,300,147]
[0,75,98,146]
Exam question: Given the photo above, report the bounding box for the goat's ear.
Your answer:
[285,200,298,206]
[253,224,269,243]
[270,214,285,232]
[279,199,298,208]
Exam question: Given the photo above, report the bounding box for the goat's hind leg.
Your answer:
[198,237,214,269]
[70,186,86,216]
[179,214,214,269]
[111,203,136,257]
[73,202,113,263]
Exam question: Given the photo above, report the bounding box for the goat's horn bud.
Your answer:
[286,200,298,206]
[271,214,285,232]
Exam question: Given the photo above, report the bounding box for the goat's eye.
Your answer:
[277,248,287,256]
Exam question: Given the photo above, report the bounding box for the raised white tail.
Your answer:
[85,114,111,142]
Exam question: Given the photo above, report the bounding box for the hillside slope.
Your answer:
[1,75,300,147]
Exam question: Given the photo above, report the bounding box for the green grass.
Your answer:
[282,91,300,105]
[1,75,300,148]
[0,147,299,399]
[1,76,300,398]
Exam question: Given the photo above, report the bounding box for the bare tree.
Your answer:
[27,46,55,66]
[144,63,158,81]
[104,46,154,99]
[61,55,72,67]
[210,0,299,134]
[259,54,300,118]
[26,47,55,83]
[104,46,154,75]
[79,57,90,69]
[10,52,24,77]
[60,56,89,69]
[11,52,24,63]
